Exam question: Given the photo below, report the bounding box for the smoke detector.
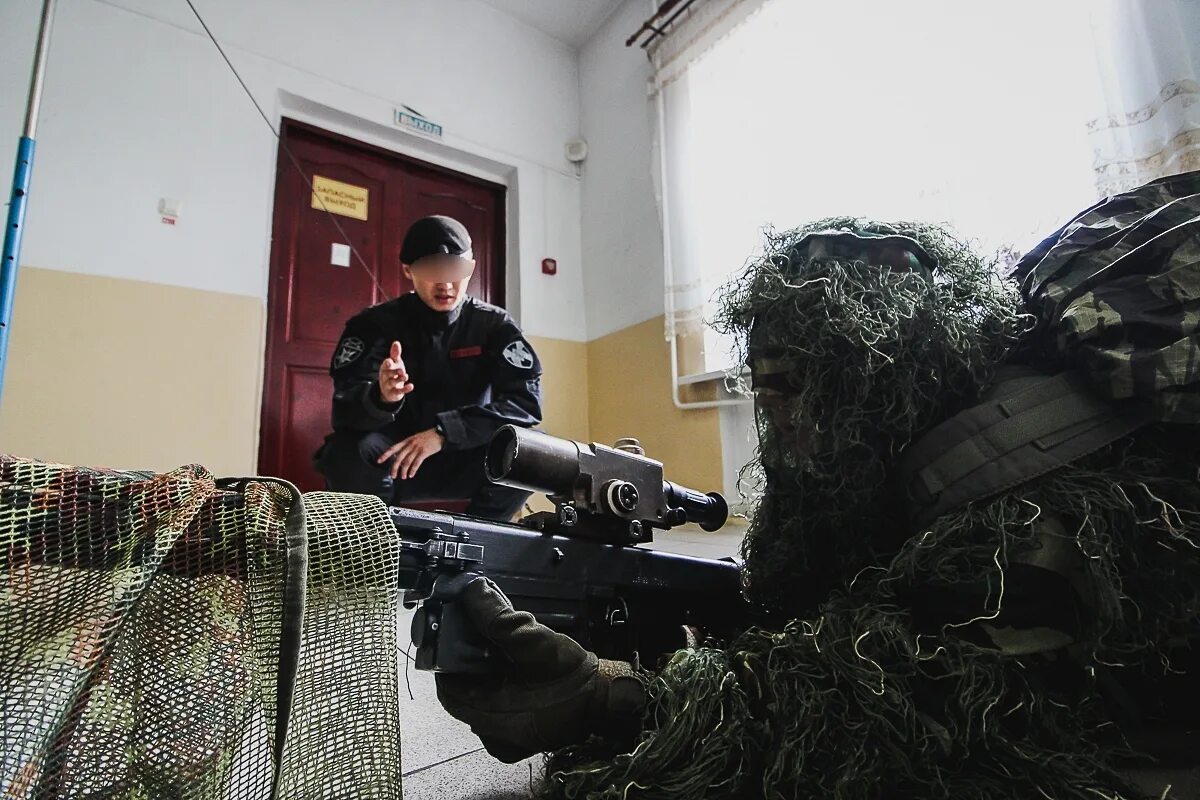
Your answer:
[565,139,589,163]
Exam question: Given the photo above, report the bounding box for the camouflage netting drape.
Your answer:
[0,457,404,799]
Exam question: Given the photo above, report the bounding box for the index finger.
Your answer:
[390,341,402,361]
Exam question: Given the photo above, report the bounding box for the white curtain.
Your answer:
[653,0,773,357]
[654,0,1200,377]
[1084,0,1200,196]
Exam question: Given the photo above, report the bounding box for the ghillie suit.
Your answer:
[540,173,1200,799]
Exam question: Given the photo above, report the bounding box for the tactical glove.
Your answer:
[434,577,646,762]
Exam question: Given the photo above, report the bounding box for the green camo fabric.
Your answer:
[1011,169,1200,421]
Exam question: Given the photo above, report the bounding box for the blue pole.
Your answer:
[0,137,36,403]
[0,0,58,407]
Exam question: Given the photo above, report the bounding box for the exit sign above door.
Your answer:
[394,106,443,139]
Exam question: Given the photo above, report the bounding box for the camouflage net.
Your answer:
[0,457,404,799]
[540,212,1200,799]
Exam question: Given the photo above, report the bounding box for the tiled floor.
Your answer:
[396,521,746,800]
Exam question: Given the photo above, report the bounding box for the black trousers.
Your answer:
[314,431,531,522]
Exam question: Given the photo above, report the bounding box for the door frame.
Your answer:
[256,118,508,479]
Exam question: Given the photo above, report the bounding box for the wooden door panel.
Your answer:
[281,366,332,492]
[288,162,387,347]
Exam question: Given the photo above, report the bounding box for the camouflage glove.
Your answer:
[434,577,646,763]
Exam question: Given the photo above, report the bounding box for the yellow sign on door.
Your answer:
[311,175,369,221]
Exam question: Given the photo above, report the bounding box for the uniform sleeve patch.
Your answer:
[501,340,535,369]
[333,336,365,368]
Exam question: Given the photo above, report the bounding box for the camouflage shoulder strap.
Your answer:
[899,368,1153,528]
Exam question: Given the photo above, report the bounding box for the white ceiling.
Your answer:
[477,0,628,48]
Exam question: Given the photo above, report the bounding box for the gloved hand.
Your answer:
[434,577,646,763]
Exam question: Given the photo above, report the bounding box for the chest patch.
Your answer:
[450,346,483,359]
[333,337,365,368]
[502,340,535,370]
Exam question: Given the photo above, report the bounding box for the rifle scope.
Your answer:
[485,425,728,532]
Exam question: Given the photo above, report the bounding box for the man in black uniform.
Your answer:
[314,215,541,520]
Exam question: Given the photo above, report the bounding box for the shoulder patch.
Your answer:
[333,336,365,368]
[501,339,535,370]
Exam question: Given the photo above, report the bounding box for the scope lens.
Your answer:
[695,492,729,532]
[484,427,518,482]
[663,481,729,531]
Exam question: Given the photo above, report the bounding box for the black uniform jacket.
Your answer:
[328,293,542,451]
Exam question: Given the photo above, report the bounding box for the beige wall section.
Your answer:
[0,272,718,499]
[523,335,588,514]
[0,267,263,476]
[587,315,723,493]
[528,335,590,443]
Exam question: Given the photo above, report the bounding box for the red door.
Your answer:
[258,120,506,490]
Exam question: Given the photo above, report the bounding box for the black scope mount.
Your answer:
[485,425,728,544]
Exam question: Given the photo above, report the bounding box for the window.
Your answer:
[663,0,1101,375]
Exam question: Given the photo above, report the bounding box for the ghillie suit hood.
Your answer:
[540,174,1200,800]
[710,219,1030,614]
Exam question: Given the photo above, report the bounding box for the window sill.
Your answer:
[677,367,748,387]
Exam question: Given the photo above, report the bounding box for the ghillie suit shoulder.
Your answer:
[894,169,1200,767]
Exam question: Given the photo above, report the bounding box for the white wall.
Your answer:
[0,0,587,340]
[578,0,664,340]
